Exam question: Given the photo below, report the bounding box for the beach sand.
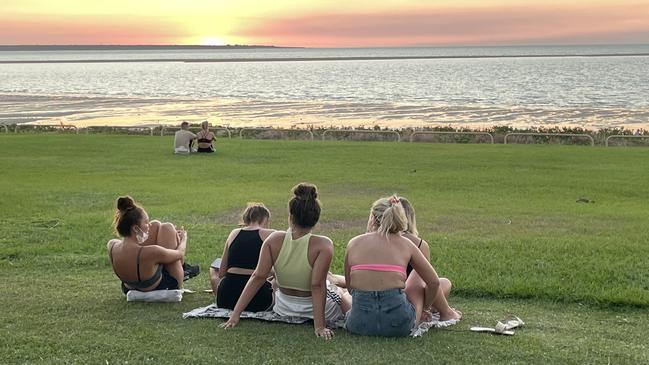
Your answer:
[2,93,648,130]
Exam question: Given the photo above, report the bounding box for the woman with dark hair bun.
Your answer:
[107,196,198,294]
[222,183,350,340]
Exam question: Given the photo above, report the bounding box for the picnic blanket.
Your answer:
[182,304,458,337]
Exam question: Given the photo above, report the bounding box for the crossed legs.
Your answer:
[405,272,458,323]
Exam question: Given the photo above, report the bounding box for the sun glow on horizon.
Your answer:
[0,0,648,46]
[199,37,227,46]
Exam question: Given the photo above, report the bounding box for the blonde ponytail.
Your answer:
[371,196,407,236]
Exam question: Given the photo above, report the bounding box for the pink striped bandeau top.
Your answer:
[350,264,407,278]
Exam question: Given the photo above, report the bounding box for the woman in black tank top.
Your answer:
[210,203,275,312]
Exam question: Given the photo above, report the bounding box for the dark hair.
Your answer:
[242,202,270,225]
[289,183,321,228]
[113,196,145,237]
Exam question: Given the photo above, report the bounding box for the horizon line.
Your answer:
[1,43,648,50]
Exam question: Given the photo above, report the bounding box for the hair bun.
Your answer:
[117,196,135,212]
[293,183,318,201]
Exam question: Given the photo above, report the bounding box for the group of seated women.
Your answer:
[107,183,461,339]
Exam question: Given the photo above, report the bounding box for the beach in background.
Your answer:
[2,45,648,130]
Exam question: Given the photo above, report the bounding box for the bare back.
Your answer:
[345,232,422,291]
[107,240,162,290]
[266,230,332,296]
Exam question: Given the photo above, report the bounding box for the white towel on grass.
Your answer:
[182,304,457,337]
[126,289,194,302]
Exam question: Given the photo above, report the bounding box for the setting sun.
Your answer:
[200,37,227,46]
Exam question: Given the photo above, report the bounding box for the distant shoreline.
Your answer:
[1,53,648,64]
[0,45,286,51]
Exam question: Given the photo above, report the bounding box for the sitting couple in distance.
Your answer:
[174,121,215,154]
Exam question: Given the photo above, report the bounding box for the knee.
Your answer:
[209,267,219,279]
[159,222,176,234]
[440,278,452,294]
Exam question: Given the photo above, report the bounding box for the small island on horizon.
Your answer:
[0,44,295,51]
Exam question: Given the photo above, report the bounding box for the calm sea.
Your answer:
[1,45,648,129]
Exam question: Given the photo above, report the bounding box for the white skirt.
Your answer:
[273,283,344,323]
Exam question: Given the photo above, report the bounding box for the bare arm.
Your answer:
[221,234,278,329]
[311,239,334,339]
[420,239,431,262]
[408,243,440,310]
[219,229,240,279]
[176,229,187,255]
[152,246,184,264]
[343,246,352,289]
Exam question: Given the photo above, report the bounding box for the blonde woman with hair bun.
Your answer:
[343,196,461,337]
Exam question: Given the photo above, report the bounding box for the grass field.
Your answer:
[1,134,648,364]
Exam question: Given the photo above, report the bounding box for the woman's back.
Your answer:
[346,232,414,291]
[109,241,160,284]
[272,229,319,292]
[226,229,268,270]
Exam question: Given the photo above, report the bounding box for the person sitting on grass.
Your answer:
[221,183,350,340]
[174,121,197,154]
[107,196,199,294]
[399,196,455,324]
[343,196,461,337]
[196,121,216,153]
[210,203,275,311]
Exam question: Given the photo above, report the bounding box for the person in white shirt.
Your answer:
[174,122,197,154]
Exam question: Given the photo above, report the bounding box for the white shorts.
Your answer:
[174,146,190,154]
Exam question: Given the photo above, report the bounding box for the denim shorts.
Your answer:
[345,288,415,337]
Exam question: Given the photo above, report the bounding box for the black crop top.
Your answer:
[226,229,264,270]
[406,238,424,277]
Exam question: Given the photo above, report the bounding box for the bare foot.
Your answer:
[419,309,434,324]
[440,308,462,321]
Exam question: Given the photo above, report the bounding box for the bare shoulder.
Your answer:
[403,232,428,247]
[403,232,418,243]
[265,230,287,245]
[346,233,368,249]
[224,228,242,244]
[310,234,333,247]
[395,234,417,250]
[259,228,276,240]
[107,239,121,249]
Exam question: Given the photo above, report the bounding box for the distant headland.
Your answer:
[0,45,293,51]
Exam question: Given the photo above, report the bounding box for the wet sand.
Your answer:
[2,93,648,130]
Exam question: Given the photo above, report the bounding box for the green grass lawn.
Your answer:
[1,134,648,364]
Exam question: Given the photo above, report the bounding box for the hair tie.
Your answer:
[388,196,400,206]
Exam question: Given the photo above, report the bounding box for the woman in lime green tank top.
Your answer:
[221,183,350,340]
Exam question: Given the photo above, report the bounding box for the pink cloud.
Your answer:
[238,4,649,47]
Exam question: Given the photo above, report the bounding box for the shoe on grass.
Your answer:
[183,262,200,281]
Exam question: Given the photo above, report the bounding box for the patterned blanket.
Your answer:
[182,304,458,337]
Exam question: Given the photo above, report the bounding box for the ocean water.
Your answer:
[1,45,648,129]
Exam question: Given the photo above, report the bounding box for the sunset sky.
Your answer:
[1,0,648,47]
